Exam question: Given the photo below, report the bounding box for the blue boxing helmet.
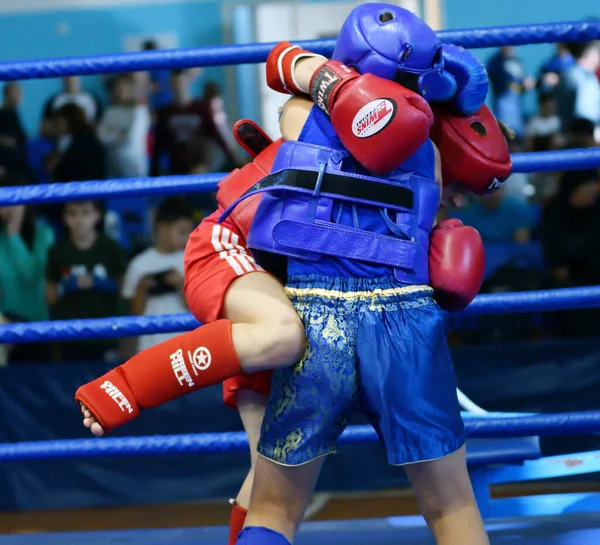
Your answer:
[332,3,456,102]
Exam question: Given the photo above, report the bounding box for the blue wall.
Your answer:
[445,0,599,115]
[0,2,226,136]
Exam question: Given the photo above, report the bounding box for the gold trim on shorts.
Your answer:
[284,284,433,300]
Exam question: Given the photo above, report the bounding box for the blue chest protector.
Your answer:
[220,107,440,285]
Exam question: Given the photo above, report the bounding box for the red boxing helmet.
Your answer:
[430,104,512,195]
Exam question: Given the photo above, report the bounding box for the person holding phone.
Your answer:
[121,196,195,352]
[46,200,126,362]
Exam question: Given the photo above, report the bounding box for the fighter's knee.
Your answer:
[419,485,477,525]
[268,316,307,368]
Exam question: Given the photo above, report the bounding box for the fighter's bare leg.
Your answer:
[227,388,268,545]
[242,455,325,543]
[235,389,268,507]
[223,272,306,371]
[81,272,305,436]
[80,76,312,437]
[404,446,489,545]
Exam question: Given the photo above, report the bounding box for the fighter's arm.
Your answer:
[266,43,326,96]
[267,42,433,175]
[279,97,313,140]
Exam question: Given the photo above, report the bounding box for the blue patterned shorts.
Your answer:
[257,275,465,466]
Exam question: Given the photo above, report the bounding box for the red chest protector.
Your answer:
[215,138,283,239]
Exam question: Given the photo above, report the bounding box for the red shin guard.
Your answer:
[228,501,248,545]
[75,320,242,432]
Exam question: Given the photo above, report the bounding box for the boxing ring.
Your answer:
[2,18,600,545]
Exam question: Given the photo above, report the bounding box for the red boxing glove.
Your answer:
[309,60,434,175]
[430,104,512,195]
[266,41,326,95]
[429,218,485,312]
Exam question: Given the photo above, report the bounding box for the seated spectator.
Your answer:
[541,169,600,338]
[0,171,55,363]
[121,197,194,352]
[452,187,533,244]
[43,76,103,126]
[98,74,151,178]
[152,70,235,176]
[556,41,600,128]
[0,171,55,323]
[46,200,126,362]
[525,94,562,151]
[49,103,106,183]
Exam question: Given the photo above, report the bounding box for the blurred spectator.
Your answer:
[0,82,30,179]
[49,103,106,183]
[43,76,103,125]
[0,171,55,324]
[529,117,599,202]
[0,312,7,365]
[452,187,533,244]
[502,137,533,202]
[565,117,598,149]
[185,138,210,176]
[122,197,194,352]
[46,200,126,361]
[98,74,151,178]
[142,39,175,111]
[202,81,237,171]
[541,169,600,338]
[537,43,574,97]
[27,115,55,185]
[556,41,600,128]
[0,83,27,157]
[487,46,535,138]
[151,69,235,176]
[525,94,562,151]
[524,96,563,201]
[184,138,217,219]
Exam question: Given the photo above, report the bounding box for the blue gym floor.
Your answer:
[2,514,600,544]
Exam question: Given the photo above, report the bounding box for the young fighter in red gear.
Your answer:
[78,106,505,545]
[77,16,508,544]
[76,50,438,433]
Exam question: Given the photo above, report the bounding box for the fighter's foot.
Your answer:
[79,404,105,437]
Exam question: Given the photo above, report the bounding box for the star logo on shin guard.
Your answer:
[188,347,212,374]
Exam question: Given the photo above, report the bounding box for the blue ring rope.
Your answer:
[0,21,599,81]
[0,174,224,206]
[0,148,598,207]
[1,411,599,461]
[1,286,599,344]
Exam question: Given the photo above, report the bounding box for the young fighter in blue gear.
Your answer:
[227,5,508,545]
[78,6,500,542]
